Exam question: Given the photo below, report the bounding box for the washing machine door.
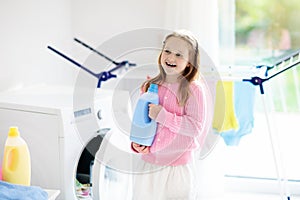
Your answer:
[92,128,133,200]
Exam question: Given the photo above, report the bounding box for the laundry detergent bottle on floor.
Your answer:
[130,83,159,146]
[2,127,31,186]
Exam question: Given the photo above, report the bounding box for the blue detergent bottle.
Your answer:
[130,83,159,146]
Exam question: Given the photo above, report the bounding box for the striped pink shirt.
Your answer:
[141,80,209,166]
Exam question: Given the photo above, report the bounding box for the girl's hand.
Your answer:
[148,104,162,120]
[132,142,150,154]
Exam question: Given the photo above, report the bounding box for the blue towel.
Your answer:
[220,81,256,146]
[0,181,48,200]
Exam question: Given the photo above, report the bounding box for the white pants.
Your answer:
[132,162,197,200]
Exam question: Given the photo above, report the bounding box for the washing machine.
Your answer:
[0,85,133,200]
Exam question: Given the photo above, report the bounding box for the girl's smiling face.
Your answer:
[160,36,191,77]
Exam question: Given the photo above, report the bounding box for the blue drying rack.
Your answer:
[47,38,136,88]
[244,49,300,95]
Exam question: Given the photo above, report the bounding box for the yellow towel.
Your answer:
[212,81,239,132]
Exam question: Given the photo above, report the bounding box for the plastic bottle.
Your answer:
[130,83,159,146]
[2,127,31,186]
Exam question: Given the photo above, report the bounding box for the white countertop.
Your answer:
[44,189,60,200]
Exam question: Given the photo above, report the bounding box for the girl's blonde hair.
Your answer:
[143,30,200,106]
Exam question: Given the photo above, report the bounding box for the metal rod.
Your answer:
[267,61,300,81]
[262,93,291,199]
[272,49,300,68]
[74,38,119,65]
[47,46,98,78]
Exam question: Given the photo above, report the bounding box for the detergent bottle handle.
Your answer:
[143,101,152,124]
[5,147,18,172]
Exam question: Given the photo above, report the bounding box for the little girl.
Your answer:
[131,30,211,200]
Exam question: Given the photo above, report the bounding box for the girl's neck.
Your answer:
[165,74,180,83]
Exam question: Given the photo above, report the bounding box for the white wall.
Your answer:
[71,0,166,46]
[164,0,219,66]
[0,0,167,92]
[0,0,75,92]
[0,0,219,92]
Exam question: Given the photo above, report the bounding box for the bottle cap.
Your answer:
[8,127,20,137]
[148,83,158,93]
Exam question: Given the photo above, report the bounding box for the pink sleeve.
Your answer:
[155,84,206,137]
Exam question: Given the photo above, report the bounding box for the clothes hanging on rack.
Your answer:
[220,81,256,145]
[212,81,239,132]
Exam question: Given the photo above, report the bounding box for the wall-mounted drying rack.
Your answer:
[47,38,136,88]
[243,49,300,200]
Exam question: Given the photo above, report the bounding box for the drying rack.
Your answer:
[213,49,300,199]
[47,38,136,88]
[241,49,300,200]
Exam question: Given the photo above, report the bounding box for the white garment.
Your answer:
[132,161,197,200]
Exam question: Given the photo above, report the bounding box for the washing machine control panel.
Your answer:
[74,108,92,118]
